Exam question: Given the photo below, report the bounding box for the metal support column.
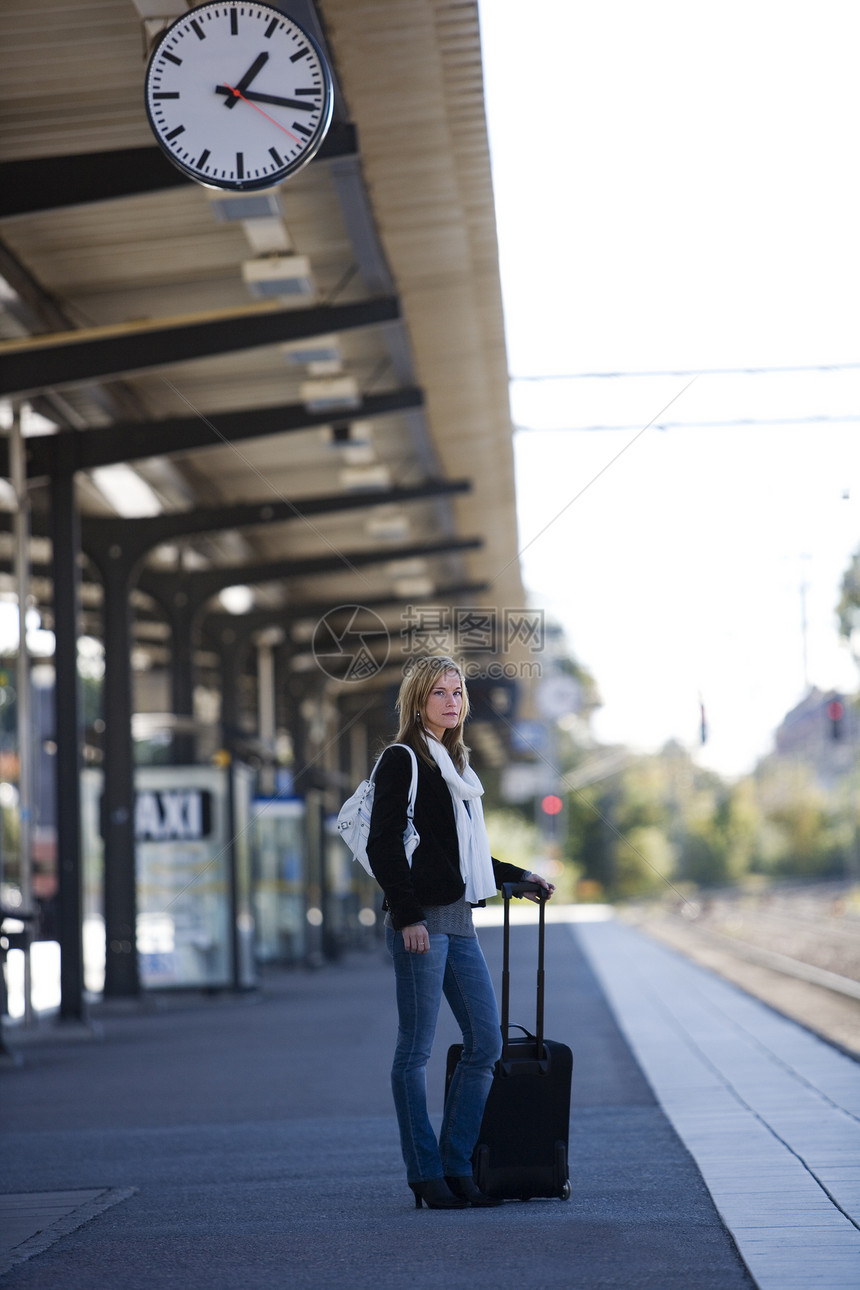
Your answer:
[98,551,139,997]
[10,406,33,1026]
[256,632,280,795]
[166,593,196,766]
[49,464,87,1021]
[217,632,243,752]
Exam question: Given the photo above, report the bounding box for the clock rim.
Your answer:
[143,0,335,193]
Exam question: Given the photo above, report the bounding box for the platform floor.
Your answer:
[575,918,860,1290]
[1,911,858,1289]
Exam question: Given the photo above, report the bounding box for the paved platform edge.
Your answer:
[575,919,860,1290]
[0,1187,137,1277]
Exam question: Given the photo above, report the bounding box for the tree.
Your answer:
[566,744,766,897]
[837,546,860,645]
[752,760,845,878]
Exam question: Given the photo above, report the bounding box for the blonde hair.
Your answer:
[394,656,470,772]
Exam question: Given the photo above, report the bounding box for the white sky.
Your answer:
[479,0,860,776]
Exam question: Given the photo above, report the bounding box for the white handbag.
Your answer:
[336,744,420,875]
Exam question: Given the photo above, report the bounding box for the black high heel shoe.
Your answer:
[444,1175,503,1207]
[409,1179,469,1209]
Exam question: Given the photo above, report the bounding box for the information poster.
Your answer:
[81,766,241,990]
[135,765,233,988]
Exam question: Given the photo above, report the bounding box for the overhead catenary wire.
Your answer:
[515,414,860,433]
[511,362,860,380]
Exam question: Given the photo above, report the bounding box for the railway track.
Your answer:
[625,883,860,1057]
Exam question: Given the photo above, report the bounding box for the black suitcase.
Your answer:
[445,881,572,1200]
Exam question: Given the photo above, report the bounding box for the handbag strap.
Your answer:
[369,743,419,820]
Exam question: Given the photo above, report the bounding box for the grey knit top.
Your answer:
[385,895,475,938]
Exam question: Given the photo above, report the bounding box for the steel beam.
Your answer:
[2,388,423,480]
[203,581,490,732]
[143,536,482,751]
[0,474,468,587]
[0,239,151,427]
[81,476,467,563]
[137,536,483,612]
[202,584,490,641]
[80,476,471,762]
[0,126,358,219]
[0,297,400,397]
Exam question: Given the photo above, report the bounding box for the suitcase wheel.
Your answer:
[555,1142,570,1200]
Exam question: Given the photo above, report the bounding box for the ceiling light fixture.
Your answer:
[340,443,375,467]
[208,190,284,222]
[242,254,315,301]
[322,420,372,447]
[242,218,292,255]
[321,421,375,465]
[283,336,342,367]
[220,585,255,615]
[301,376,360,411]
[385,558,428,580]
[366,511,411,542]
[338,464,392,491]
[393,577,435,599]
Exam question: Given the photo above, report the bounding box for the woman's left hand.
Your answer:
[521,872,555,902]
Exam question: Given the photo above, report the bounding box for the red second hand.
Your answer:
[223,84,301,144]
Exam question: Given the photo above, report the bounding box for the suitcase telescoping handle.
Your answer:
[500,881,548,1062]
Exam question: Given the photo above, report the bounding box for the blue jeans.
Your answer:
[386,927,502,1184]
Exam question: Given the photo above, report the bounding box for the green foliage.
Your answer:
[564,785,609,883]
[484,807,581,902]
[752,761,848,878]
[484,809,541,871]
[560,740,857,900]
[837,546,860,641]
[1,802,20,879]
[612,824,676,899]
[508,610,860,897]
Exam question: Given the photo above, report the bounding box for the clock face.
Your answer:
[144,1,334,191]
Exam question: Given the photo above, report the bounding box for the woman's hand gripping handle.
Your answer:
[515,874,556,903]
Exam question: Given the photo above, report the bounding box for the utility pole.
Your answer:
[800,579,810,693]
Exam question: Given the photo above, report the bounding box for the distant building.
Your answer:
[772,687,858,786]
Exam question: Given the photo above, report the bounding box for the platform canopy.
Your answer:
[0,0,527,690]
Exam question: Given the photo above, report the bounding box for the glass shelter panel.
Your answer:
[252,798,306,964]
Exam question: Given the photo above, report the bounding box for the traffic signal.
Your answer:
[541,794,563,816]
[826,698,844,741]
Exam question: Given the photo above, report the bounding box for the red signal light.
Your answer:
[827,700,844,722]
[541,794,563,816]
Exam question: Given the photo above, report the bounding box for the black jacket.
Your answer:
[366,744,526,930]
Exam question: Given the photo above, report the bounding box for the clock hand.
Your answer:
[223,51,269,109]
[215,86,316,113]
[220,84,302,143]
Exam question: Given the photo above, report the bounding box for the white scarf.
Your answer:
[426,737,497,904]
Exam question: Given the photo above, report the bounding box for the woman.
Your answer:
[367,656,554,1210]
